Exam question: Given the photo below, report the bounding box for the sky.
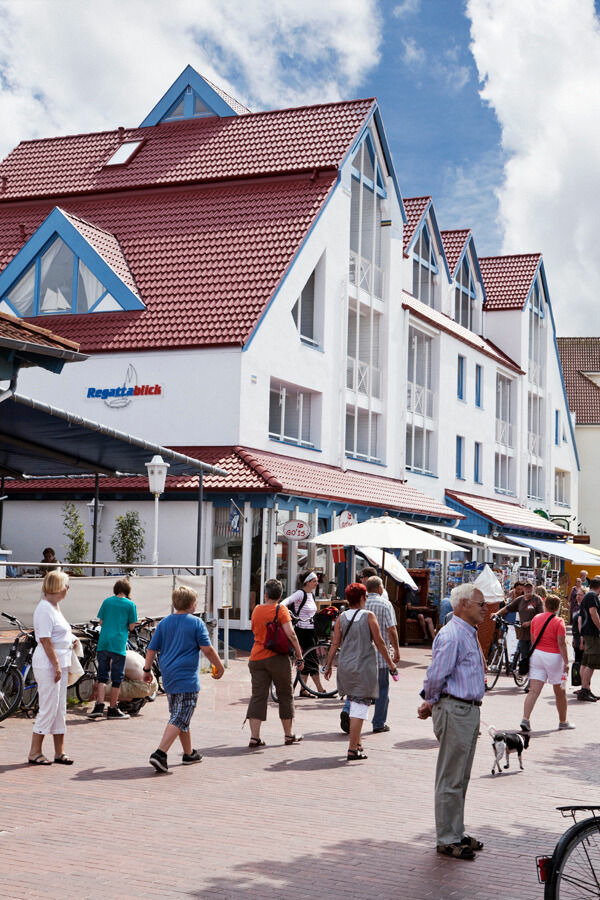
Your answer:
[0,0,598,335]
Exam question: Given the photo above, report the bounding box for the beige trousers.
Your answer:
[432,696,480,845]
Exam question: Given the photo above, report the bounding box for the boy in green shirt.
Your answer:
[89,580,137,720]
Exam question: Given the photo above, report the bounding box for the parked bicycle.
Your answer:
[71,621,100,702]
[271,611,340,701]
[0,612,38,720]
[128,617,163,692]
[537,805,600,898]
[486,616,528,690]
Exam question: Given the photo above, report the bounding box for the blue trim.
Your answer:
[555,410,559,446]
[139,65,239,126]
[0,207,144,313]
[456,435,464,479]
[457,355,465,400]
[269,437,322,453]
[372,107,405,220]
[475,364,482,408]
[405,198,452,282]
[474,442,481,483]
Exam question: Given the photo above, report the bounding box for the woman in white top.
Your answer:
[28,570,75,766]
[283,572,325,695]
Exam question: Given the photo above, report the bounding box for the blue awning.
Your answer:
[506,536,600,565]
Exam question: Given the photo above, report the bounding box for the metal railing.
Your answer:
[407,381,434,417]
[349,251,383,299]
[528,431,544,457]
[346,357,381,398]
[495,418,514,447]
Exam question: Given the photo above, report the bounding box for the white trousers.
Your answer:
[33,666,69,735]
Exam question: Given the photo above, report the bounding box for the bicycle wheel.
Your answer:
[486,642,503,690]
[21,666,39,712]
[512,656,528,688]
[0,668,24,721]
[75,659,97,703]
[548,818,600,898]
[270,665,299,703]
[297,642,338,698]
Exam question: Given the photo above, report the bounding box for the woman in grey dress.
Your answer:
[324,582,397,760]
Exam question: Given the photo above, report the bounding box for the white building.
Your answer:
[0,66,579,640]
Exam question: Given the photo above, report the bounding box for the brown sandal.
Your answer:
[461,835,484,851]
[248,737,265,749]
[284,734,303,745]
[436,843,475,860]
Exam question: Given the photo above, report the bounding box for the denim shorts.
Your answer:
[96,650,126,687]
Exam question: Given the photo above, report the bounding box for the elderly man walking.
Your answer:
[418,583,486,861]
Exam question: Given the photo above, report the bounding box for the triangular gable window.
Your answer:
[163,88,215,122]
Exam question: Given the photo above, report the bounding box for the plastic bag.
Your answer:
[473,565,504,604]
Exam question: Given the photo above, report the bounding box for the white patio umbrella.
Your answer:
[311,515,462,553]
[357,546,418,590]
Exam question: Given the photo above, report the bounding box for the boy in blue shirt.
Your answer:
[143,585,224,772]
[89,580,137,721]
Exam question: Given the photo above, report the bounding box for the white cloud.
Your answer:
[0,0,382,159]
[467,0,600,335]
[393,0,421,17]
[436,150,504,255]
[401,36,426,65]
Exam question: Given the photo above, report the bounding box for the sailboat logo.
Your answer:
[105,364,137,409]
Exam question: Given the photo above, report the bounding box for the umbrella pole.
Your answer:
[381,548,386,591]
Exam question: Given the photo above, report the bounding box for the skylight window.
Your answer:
[105,141,143,166]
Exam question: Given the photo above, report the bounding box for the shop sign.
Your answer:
[339,511,356,528]
[281,519,311,540]
[85,363,163,409]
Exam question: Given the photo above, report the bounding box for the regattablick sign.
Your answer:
[87,384,162,400]
[281,520,311,540]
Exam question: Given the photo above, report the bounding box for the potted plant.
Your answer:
[62,502,90,575]
[110,510,145,573]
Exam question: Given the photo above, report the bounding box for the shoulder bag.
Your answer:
[289,591,309,624]
[517,613,556,676]
[264,604,292,654]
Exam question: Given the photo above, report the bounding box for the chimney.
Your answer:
[118,126,124,140]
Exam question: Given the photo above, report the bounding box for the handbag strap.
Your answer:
[341,609,360,643]
[527,613,555,657]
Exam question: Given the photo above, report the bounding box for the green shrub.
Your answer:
[62,502,90,574]
[110,510,145,566]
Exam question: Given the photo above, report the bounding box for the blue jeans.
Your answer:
[343,667,389,728]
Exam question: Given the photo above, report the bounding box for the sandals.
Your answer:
[284,734,303,745]
[248,737,266,749]
[28,754,52,766]
[347,748,368,760]
[298,690,312,698]
[437,842,475,860]
[53,754,74,765]
[461,835,484,851]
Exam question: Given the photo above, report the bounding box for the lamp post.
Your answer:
[145,455,169,576]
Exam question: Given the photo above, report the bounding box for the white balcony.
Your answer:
[349,251,383,299]
[407,381,434,418]
[495,418,514,448]
[528,430,544,457]
[347,357,381,398]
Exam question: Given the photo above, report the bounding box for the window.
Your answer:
[528,393,544,458]
[405,423,435,475]
[457,355,465,400]
[555,470,570,505]
[292,270,317,346]
[407,327,434,416]
[475,365,482,408]
[2,236,116,317]
[495,452,514,494]
[349,136,385,299]
[555,410,560,446]
[269,382,317,448]
[454,256,477,330]
[474,442,482,483]
[105,141,143,166]
[346,407,380,463]
[528,463,544,501]
[528,275,545,387]
[456,435,464,479]
[347,304,381,398]
[412,223,438,307]
[495,374,513,447]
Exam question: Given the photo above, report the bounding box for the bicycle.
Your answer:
[486,616,528,690]
[271,612,340,702]
[71,621,100,702]
[127,617,163,693]
[537,805,600,898]
[0,612,39,718]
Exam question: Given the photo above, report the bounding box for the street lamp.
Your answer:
[86,498,104,534]
[145,455,169,575]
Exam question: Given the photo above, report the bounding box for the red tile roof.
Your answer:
[445,490,569,535]
[479,254,540,311]
[440,229,470,276]
[0,175,337,351]
[557,337,600,425]
[8,445,460,520]
[61,209,140,299]
[402,196,430,254]
[200,75,252,116]
[402,294,523,374]
[0,310,81,353]
[0,99,374,201]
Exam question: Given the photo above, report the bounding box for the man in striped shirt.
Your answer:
[418,583,486,861]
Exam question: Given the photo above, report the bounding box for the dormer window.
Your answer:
[105,141,143,166]
[455,256,477,330]
[292,271,316,346]
[412,222,438,307]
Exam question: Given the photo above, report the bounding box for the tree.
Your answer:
[62,502,90,574]
[110,510,146,566]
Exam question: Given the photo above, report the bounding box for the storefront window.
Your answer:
[213,506,244,620]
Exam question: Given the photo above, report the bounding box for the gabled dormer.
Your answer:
[441,230,485,333]
[0,207,144,318]
[403,197,450,310]
[139,64,250,126]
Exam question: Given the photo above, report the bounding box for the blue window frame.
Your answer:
[475,365,482,407]
[455,255,477,329]
[474,442,482,483]
[555,410,560,446]
[457,355,465,400]
[456,435,464,479]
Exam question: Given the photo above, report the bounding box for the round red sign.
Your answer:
[281,519,311,540]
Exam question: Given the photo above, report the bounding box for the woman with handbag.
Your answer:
[520,594,575,733]
[324,582,397,761]
[246,578,304,749]
[283,572,326,696]
[28,570,76,765]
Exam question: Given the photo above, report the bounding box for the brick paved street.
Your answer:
[0,646,595,900]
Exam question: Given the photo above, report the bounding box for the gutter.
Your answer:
[0,373,17,404]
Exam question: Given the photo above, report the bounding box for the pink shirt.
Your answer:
[530,612,566,654]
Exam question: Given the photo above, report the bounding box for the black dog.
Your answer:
[489,726,530,775]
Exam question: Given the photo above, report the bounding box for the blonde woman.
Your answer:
[28,571,75,765]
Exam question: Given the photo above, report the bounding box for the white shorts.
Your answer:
[529,649,565,685]
[349,700,370,720]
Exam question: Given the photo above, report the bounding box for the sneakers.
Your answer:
[373,724,391,734]
[88,702,105,719]
[149,749,168,773]
[182,749,203,765]
[107,706,130,720]
[558,721,576,730]
[340,710,350,734]
[576,688,597,702]
[520,718,531,732]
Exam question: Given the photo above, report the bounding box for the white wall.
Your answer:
[576,427,600,544]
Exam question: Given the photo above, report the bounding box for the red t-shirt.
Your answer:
[530,612,566,654]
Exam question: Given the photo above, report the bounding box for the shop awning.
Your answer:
[505,536,600,565]
[417,522,529,557]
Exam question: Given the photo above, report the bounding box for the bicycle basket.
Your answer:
[313,612,335,639]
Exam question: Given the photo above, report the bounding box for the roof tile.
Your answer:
[440,229,470,276]
[479,254,540,311]
[446,490,569,535]
[402,196,430,254]
[557,337,600,425]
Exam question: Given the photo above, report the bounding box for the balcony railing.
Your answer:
[349,251,383,299]
[347,357,381,398]
[528,430,544,457]
[528,359,543,387]
[407,381,434,417]
[495,418,514,447]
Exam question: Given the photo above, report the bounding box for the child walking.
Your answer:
[143,585,224,772]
